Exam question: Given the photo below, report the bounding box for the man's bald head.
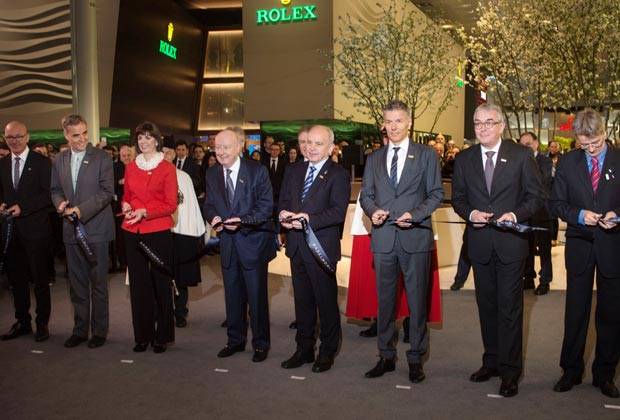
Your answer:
[306,125,334,164]
[4,121,29,155]
[214,129,242,168]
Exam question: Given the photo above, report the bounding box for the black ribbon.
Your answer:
[388,218,548,233]
[0,212,14,274]
[65,213,98,267]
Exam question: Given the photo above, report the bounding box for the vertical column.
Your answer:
[71,0,100,144]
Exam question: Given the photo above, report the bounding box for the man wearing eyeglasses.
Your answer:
[550,109,620,398]
[452,103,544,397]
[0,121,54,342]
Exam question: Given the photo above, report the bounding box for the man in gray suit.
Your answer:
[51,114,115,348]
[360,100,443,383]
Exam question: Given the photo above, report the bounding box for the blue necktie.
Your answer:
[390,147,400,188]
[301,165,316,201]
[225,168,234,207]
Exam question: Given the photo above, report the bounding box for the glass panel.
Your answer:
[204,30,243,78]
[198,83,244,130]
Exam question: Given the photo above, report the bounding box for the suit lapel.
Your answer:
[74,145,93,196]
[396,141,417,194]
[17,151,35,191]
[377,146,393,191]
[232,159,247,210]
[595,147,616,196]
[470,144,487,195]
[303,159,332,204]
[575,150,594,196]
[490,140,510,196]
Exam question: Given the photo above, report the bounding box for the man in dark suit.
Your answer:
[519,131,553,295]
[265,143,286,204]
[360,100,443,383]
[0,121,53,342]
[279,125,351,373]
[174,139,203,198]
[204,129,276,363]
[452,103,543,397]
[50,115,115,349]
[550,109,620,398]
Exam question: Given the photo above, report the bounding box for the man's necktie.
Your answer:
[271,159,276,174]
[225,168,235,207]
[484,151,495,194]
[13,156,20,190]
[591,156,600,193]
[389,147,400,188]
[301,165,316,201]
[177,160,182,169]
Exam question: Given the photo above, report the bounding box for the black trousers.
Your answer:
[560,248,620,383]
[174,286,189,318]
[524,229,552,284]
[291,252,340,357]
[454,231,471,284]
[6,231,51,326]
[124,230,174,345]
[221,246,270,350]
[471,252,525,380]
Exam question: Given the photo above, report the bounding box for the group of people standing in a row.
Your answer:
[1,102,619,400]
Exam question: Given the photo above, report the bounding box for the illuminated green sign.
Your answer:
[257,1,317,25]
[159,22,177,60]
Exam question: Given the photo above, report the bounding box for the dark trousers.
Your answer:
[291,252,340,357]
[174,286,188,318]
[551,218,559,241]
[6,232,51,326]
[222,246,270,350]
[65,242,110,338]
[471,252,525,379]
[524,229,552,284]
[454,231,471,284]
[560,250,620,383]
[374,236,431,363]
[124,230,174,345]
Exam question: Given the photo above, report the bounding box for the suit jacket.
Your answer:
[360,141,443,254]
[452,140,544,264]
[0,149,53,239]
[278,159,351,264]
[550,147,620,277]
[51,144,115,244]
[174,157,203,198]
[264,156,286,202]
[204,158,276,270]
[532,152,553,222]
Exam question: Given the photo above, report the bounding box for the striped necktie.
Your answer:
[591,156,600,193]
[389,147,400,188]
[301,165,316,201]
[13,156,20,189]
[225,168,234,207]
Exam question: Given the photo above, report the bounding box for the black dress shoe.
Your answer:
[312,355,334,373]
[34,325,49,342]
[534,284,550,295]
[365,357,396,378]
[408,363,425,383]
[469,366,500,382]
[1,322,32,340]
[553,373,582,392]
[64,335,88,348]
[289,321,297,329]
[220,320,228,328]
[252,348,269,363]
[594,380,620,398]
[499,378,519,397]
[217,343,245,358]
[523,278,535,290]
[153,343,167,353]
[133,343,148,352]
[87,335,106,348]
[359,321,377,338]
[281,350,315,369]
[176,317,187,328]
[450,280,465,291]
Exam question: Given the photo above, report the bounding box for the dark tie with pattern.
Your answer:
[177,160,182,169]
[301,165,316,202]
[225,168,234,207]
[484,151,495,194]
[271,159,276,174]
[390,147,400,188]
[591,156,600,193]
[13,156,20,190]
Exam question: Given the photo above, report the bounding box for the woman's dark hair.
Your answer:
[134,121,163,152]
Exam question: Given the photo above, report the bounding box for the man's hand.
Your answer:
[279,210,295,229]
[211,216,223,232]
[57,200,69,214]
[496,212,516,223]
[598,211,617,230]
[64,206,81,219]
[125,208,147,225]
[583,210,602,226]
[371,209,389,226]
[223,217,241,231]
[470,210,494,228]
[395,212,413,228]
[290,212,309,230]
[6,204,21,217]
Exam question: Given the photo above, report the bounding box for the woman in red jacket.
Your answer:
[121,122,178,353]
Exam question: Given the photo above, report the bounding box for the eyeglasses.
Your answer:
[578,135,605,150]
[474,121,502,130]
[3,134,26,141]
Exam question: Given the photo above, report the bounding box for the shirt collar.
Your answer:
[225,156,241,173]
[389,138,409,152]
[309,157,328,173]
[12,147,29,161]
[481,139,501,154]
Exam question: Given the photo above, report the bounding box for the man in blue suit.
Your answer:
[204,129,276,363]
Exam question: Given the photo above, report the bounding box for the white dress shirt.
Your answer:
[480,139,501,168]
[11,147,29,186]
[386,138,410,184]
[223,156,241,188]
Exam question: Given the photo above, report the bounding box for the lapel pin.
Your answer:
[238,178,245,184]
[319,175,325,179]
[83,160,89,165]
[500,158,507,163]
[408,155,414,159]
[606,174,610,181]
[27,167,32,171]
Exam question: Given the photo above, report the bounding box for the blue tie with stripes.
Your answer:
[301,165,316,201]
[390,147,400,188]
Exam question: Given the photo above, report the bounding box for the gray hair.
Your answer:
[310,125,335,144]
[572,108,606,138]
[383,100,411,116]
[473,103,506,125]
[225,126,245,144]
[61,114,87,131]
